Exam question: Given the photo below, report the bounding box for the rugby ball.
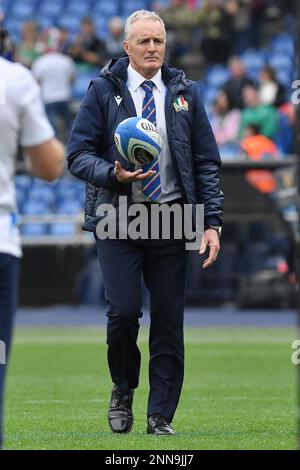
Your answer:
[114,117,162,165]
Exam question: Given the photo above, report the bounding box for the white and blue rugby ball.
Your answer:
[114,117,162,165]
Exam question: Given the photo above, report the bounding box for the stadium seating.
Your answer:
[37,3,65,20]
[94,1,120,18]
[205,65,230,89]
[121,0,150,17]
[10,2,35,21]
[57,14,81,34]
[65,0,93,17]
[72,69,99,100]
[16,175,85,237]
[268,54,293,74]
[218,142,246,161]
[271,33,295,56]
[21,199,51,236]
[241,49,266,74]
[50,221,77,236]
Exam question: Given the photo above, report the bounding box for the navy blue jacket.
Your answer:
[67,57,224,232]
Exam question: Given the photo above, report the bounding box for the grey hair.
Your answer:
[124,10,166,40]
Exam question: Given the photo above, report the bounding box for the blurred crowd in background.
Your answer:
[0,0,298,307]
[1,0,296,177]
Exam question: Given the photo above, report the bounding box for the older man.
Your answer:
[67,10,223,435]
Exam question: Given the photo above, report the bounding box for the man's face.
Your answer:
[243,86,258,107]
[123,18,166,78]
[81,21,93,37]
[229,59,244,78]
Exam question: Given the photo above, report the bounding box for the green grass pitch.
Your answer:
[4,326,297,450]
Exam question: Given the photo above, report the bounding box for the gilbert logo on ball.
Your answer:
[114,117,162,165]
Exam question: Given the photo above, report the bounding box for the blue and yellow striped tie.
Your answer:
[141,80,161,201]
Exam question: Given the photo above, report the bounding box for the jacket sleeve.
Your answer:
[192,83,224,226]
[67,82,120,189]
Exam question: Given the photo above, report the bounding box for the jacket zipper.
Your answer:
[165,81,189,204]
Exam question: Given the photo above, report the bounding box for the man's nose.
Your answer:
[148,40,156,51]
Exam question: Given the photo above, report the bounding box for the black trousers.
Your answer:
[95,205,189,423]
[0,253,19,448]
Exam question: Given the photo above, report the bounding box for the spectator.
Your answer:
[241,123,279,157]
[231,0,251,54]
[196,0,235,64]
[32,28,75,139]
[211,90,241,146]
[249,0,267,49]
[105,17,124,59]
[69,16,107,70]
[275,103,295,155]
[15,20,40,69]
[57,27,72,55]
[159,0,195,66]
[239,84,278,139]
[241,124,278,193]
[222,56,254,109]
[258,66,286,107]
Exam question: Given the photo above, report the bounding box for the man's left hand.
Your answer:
[199,229,220,269]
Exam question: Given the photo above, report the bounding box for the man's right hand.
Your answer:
[114,161,156,183]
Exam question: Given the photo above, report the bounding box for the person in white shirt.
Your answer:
[0,40,64,448]
[258,65,285,107]
[32,28,75,137]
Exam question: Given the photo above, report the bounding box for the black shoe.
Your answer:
[108,385,134,433]
[147,414,176,435]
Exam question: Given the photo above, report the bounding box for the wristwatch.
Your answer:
[204,225,222,237]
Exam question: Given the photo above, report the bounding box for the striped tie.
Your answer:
[141,80,161,201]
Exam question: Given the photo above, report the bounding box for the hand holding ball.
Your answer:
[114,117,162,165]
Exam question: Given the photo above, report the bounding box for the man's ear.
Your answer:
[123,40,129,56]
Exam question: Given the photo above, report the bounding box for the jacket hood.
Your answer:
[100,55,191,90]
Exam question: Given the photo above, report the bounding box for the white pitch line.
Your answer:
[13,334,295,345]
[24,398,106,404]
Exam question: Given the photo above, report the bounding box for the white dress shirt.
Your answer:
[127,64,181,203]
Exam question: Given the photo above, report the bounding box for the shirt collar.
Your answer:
[127,63,163,93]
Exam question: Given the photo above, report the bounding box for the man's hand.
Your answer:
[114,161,156,183]
[199,229,220,269]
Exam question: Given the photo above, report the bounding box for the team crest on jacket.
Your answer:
[173,95,188,112]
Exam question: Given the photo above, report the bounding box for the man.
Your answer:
[159,0,195,66]
[105,17,124,60]
[32,28,75,138]
[197,0,235,65]
[222,56,254,109]
[69,16,107,70]
[241,124,278,194]
[0,28,64,448]
[239,84,278,139]
[67,10,223,435]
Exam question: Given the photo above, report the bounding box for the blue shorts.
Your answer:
[0,253,20,448]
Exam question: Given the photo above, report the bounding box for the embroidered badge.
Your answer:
[173,95,188,112]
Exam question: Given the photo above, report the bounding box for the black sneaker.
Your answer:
[108,385,134,433]
[147,414,176,435]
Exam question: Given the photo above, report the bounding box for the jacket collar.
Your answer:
[100,56,191,94]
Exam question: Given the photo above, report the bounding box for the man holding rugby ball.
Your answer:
[67,10,223,435]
